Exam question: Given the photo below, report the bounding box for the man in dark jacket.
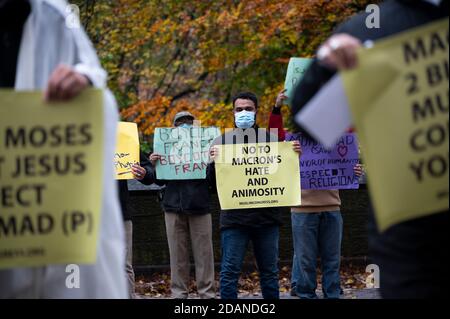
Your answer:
[117,152,153,298]
[149,112,215,299]
[291,0,449,298]
[207,92,301,299]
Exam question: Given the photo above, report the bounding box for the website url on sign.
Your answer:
[0,247,45,259]
[239,200,279,206]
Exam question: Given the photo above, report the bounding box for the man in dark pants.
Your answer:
[148,112,216,299]
[291,0,449,298]
[117,153,153,298]
[208,92,302,299]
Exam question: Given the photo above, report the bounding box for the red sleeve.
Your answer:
[268,109,286,142]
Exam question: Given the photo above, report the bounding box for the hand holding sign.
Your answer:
[209,146,220,163]
[317,34,363,70]
[275,89,288,108]
[44,64,91,102]
[131,163,146,180]
[353,164,364,177]
[149,153,162,167]
[292,140,302,155]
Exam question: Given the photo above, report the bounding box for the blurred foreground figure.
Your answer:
[0,0,127,298]
[291,0,449,298]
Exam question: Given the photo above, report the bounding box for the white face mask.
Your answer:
[234,110,256,129]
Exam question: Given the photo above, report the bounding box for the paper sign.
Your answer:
[286,133,360,189]
[215,142,301,209]
[154,127,220,180]
[342,18,449,231]
[0,89,104,269]
[115,122,139,180]
[295,74,353,149]
[284,57,313,105]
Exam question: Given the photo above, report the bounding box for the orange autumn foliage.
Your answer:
[75,0,378,149]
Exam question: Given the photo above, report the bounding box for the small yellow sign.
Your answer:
[215,142,301,209]
[342,18,449,231]
[115,122,139,180]
[0,89,104,269]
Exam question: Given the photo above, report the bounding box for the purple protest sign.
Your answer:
[286,133,360,190]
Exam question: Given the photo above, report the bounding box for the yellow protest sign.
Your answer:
[115,122,139,180]
[342,18,449,232]
[0,89,104,269]
[215,142,301,209]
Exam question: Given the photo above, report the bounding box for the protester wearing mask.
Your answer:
[291,0,449,298]
[207,92,302,299]
[148,112,216,299]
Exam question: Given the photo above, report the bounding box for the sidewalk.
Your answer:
[137,288,381,299]
[239,288,381,299]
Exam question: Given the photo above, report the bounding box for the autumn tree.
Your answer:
[73,0,375,150]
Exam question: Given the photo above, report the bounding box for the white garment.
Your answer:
[423,0,442,7]
[0,0,127,298]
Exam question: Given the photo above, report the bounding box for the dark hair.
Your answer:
[232,92,258,109]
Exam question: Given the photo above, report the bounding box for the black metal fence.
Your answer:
[127,181,370,274]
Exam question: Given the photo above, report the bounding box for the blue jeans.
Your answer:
[220,226,279,299]
[291,212,343,299]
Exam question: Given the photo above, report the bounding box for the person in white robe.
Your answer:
[0,0,127,298]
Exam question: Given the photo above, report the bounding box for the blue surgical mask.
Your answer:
[179,123,192,129]
[235,111,255,129]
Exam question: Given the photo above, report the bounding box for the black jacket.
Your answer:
[145,162,211,215]
[207,127,283,229]
[117,151,154,221]
[0,0,30,88]
[153,179,211,215]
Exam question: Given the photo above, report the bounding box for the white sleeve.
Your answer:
[43,0,107,88]
[71,26,107,88]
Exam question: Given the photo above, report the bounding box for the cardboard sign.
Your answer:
[115,122,139,180]
[154,126,220,180]
[286,133,359,190]
[342,18,449,231]
[0,89,104,269]
[284,57,313,105]
[215,142,301,209]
